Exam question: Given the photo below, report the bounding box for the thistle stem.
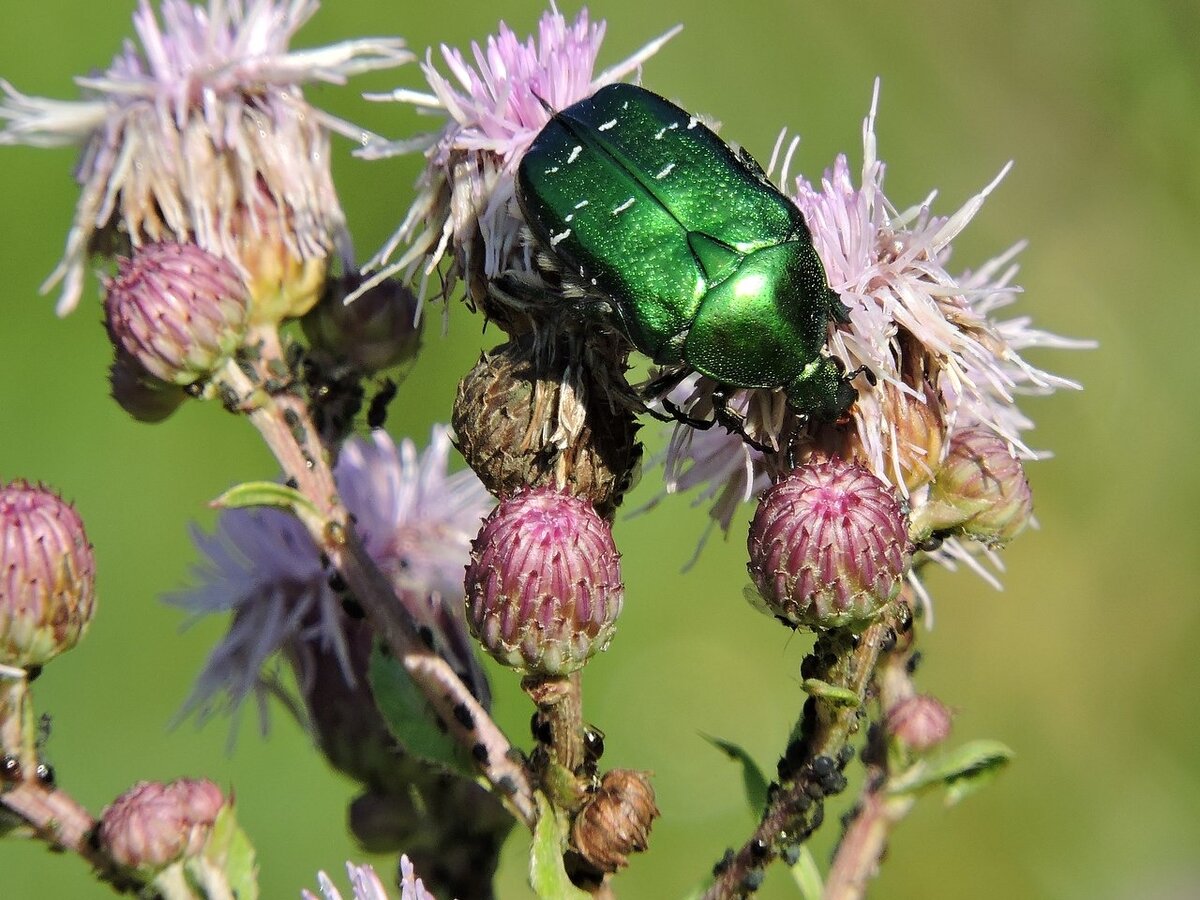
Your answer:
[824,623,921,899]
[523,672,585,775]
[216,336,536,827]
[703,607,907,900]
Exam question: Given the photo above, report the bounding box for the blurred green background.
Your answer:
[0,1,1195,897]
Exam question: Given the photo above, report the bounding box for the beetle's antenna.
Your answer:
[530,90,556,116]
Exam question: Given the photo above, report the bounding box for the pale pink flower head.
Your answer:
[0,0,410,315]
[361,6,679,305]
[657,82,1091,607]
[303,858,436,900]
[170,427,493,732]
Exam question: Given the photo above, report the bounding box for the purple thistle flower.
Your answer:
[657,82,1091,604]
[360,7,679,303]
[0,0,410,315]
[304,858,436,900]
[169,427,493,733]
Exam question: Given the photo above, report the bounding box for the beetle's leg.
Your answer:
[710,387,774,455]
[845,364,877,387]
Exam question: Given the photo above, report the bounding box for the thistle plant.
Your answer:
[0,3,1090,899]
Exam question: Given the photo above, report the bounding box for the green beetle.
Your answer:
[516,82,861,423]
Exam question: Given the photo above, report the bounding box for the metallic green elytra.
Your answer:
[516,82,857,421]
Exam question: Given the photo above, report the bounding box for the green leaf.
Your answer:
[788,845,824,900]
[368,641,471,777]
[185,803,257,900]
[529,794,589,900]
[701,733,769,815]
[210,481,325,535]
[890,739,1014,805]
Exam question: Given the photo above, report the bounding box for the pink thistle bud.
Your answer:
[98,778,225,875]
[0,481,96,668]
[922,427,1034,547]
[465,489,622,676]
[747,461,910,630]
[104,242,248,386]
[301,274,422,376]
[885,694,953,752]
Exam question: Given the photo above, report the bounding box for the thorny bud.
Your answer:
[301,274,422,375]
[108,349,188,423]
[747,460,910,630]
[885,694,953,752]
[465,488,622,676]
[453,333,641,520]
[98,778,225,876]
[915,427,1034,547]
[103,242,248,386]
[571,769,659,873]
[0,481,96,668]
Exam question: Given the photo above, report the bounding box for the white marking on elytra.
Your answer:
[622,101,629,109]
[568,145,583,164]
[544,166,560,174]
[655,162,676,180]
[654,127,667,140]
[574,199,589,209]
[564,213,574,222]
[550,228,571,248]
[612,197,636,216]
[591,277,598,286]
[687,116,700,130]
[598,118,617,131]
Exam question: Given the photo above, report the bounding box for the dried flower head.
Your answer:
[657,82,1090,603]
[361,7,678,305]
[170,427,492,731]
[453,331,642,520]
[0,0,410,315]
[0,481,96,669]
[571,769,659,873]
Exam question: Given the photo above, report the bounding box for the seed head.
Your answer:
[453,333,642,520]
[104,242,248,386]
[0,481,96,669]
[747,460,910,629]
[571,769,658,873]
[465,488,622,676]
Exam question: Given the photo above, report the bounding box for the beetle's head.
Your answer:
[785,356,860,423]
